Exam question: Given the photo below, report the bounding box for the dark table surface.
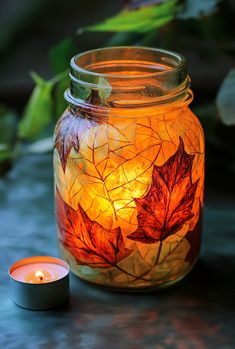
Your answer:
[0,154,235,349]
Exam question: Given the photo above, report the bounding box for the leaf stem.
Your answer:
[132,241,163,282]
[49,70,68,85]
[154,240,163,267]
[114,264,149,282]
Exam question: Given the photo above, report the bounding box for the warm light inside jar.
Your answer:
[55,47,204,290]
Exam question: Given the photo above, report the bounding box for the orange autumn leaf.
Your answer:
[127,138,199,243]
[56,190,132,268]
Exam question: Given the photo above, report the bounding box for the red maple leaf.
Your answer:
[127,138,199,243]
[56,190,132,268]
[54,109,95,172]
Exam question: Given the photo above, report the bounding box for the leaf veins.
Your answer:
[127,137,199,243]
[56,189,132,268]
[54,109,95,172]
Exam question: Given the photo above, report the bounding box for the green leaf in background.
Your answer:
[216,68,235,126]
[18,72,54,140]
[54,75,69,119]
[49,37,77,75]
[84,0,178,33]
[178,0,221,19]
[45,36,77,119]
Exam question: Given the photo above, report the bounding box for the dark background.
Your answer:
[0,1,235,348]
[0,0,235,109]
[0,0,120,109]
[0,0,234,207]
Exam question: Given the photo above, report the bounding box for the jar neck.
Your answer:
[65,46,193,117]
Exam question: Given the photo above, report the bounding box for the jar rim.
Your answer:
[66,46,192,112]
[70,46,186,80]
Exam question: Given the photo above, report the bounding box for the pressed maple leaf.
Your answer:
[127,138,199,243]
[56,190,132,268]
[54,109,95,172]
[54,89,110,172]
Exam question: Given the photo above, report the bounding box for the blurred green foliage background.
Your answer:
[0,0,235,179]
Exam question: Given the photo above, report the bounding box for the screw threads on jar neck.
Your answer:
[65,46,193,116]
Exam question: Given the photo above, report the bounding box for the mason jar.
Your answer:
[54,46,204,291]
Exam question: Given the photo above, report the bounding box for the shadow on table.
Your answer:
[29,251,235,349]
[54,255,235,311]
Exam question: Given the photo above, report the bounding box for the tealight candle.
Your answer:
[9,256,70,310]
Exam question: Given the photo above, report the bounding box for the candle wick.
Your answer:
[35,270,44,282]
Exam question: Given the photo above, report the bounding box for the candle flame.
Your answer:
[35,270,44,281]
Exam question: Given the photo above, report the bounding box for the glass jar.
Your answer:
[54,47,204,291]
